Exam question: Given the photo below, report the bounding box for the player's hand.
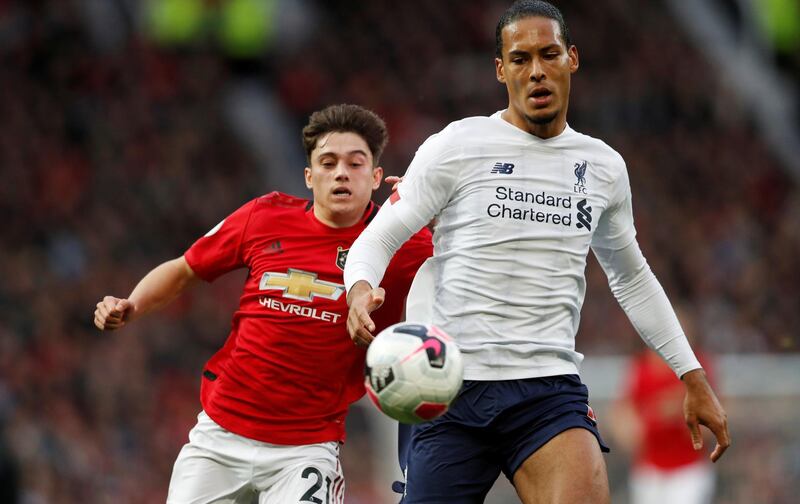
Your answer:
[94,296,133,331]
[682,368,730,462]
[347,281,385,347]
[384,175,403,192]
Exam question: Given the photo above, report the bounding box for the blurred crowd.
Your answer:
[0,0,798,502]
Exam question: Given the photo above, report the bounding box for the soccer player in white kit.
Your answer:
[344,1,730,503]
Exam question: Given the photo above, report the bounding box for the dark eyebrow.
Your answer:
[539,44,562,52]
[317,150,370,161]
[508,44,561,57]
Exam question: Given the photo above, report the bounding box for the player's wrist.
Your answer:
[121,298,142,322]
[680,368,708,388]
[346,280,374,306]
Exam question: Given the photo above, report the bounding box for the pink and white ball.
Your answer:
[365,322,464,424]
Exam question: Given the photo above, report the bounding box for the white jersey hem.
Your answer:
[463,362,580,381]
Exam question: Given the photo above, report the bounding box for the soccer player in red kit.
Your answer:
[611,348,717,504]
[93,104,432,504]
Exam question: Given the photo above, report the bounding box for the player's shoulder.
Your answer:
[440,114,500,138]
[567,128,626,168]
[253,191,311,210]
[417,115,502,156]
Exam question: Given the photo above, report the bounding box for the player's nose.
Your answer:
[529,57,545,82]
[334,161,349,179]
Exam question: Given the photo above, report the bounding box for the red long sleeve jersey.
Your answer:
[184,192,432,445]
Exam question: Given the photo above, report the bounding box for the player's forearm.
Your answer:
[626,287,700,377]
[594,242,701,377]
[126,256,199,322]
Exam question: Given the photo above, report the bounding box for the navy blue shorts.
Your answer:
[396,374,609,504]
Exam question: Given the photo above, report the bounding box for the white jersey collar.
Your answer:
[490,110,574,143]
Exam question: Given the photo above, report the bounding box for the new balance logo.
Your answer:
[491,162,514,174]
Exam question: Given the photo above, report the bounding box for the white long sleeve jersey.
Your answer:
[345,111,700,380]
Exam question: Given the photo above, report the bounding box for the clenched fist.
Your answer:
[94,296,133,330]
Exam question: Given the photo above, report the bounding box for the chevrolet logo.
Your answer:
[258,269,345,301]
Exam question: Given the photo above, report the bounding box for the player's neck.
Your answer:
[501,108,567,139]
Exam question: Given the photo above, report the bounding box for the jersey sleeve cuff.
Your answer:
[344,264,380,293]
[658,334,702,378]
[183,250,214,282]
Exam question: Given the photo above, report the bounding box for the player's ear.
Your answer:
[568,45,579,73]
[304,166,313,189]
[495,57,506,83]
[371,166,384,190]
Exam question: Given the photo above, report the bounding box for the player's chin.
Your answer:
[525,109,558,125]
[327,200,363,219]
[322,196,353,214]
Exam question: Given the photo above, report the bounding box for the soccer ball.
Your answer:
[364,322,464,424]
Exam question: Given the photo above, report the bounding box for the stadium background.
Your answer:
[1,0,799,502]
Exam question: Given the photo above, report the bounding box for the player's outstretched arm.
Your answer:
[681,368,730,462]
[93,256,199,331]
[346,280,385,347]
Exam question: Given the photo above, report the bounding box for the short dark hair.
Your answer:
[495,0,571,59]
[302,104,388,165]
